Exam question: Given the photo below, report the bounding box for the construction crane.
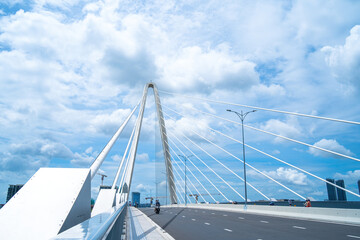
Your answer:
[189,193,220,203]
[97,173,107,185]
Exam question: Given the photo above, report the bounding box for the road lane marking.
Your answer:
[205,222,210,225]
[192,218,196,221]
[260,221,269,223]
[223,214,227,216]
[293,226,306,230]
[182,216,185,218]
[238,217,244,219]
[347,235,360,239]
[224,228,233,232]
[211,213,215,215]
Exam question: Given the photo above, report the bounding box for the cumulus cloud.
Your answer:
[111,154,122,162]
[71,147,98,167]
[0,139,73,171]
[263,167,308,186]
[88,108,132,135]
[334,170,360,180]
[135,183,148,192]
[322,25,360,90]
[158,46,260,93]
[260,117,302,142]
[136,153,149,162]
[165,115,215,144]
[309,139,353,158]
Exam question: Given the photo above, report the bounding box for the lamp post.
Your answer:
[227,109,256,210]
[161,170,167,205]
[179,154,193,206]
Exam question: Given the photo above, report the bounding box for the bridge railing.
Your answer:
[54,202,127,240]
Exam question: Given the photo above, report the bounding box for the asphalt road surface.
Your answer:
[139,207,360,240]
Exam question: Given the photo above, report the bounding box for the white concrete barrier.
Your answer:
[165,203,360,225]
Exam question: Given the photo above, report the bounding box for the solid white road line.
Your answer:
[204,222,211,225]
[347,235,360,239]
[224,228,233,232]
[260,221,269,223]
[293,226,306,230]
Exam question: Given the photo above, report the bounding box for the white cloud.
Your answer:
[111,154,122,162]
[70,147,98,167]
[88,108,132,135]
[158,46,259,93]
[136,153,149,162]
[309,139,353,158]
[322,25,360,90]
[264,167,308,186]
[0,139,73,172]
[165,115,216,144]
[260,117,302,142]
[334,170,360,180]
[135,183,148,192]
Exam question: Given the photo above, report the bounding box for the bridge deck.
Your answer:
[139,206,360,240]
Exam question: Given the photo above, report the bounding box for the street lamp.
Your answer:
[227,109,256,210]
[161,170,168,205]
[178,154,193,206]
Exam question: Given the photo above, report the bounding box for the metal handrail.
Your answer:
[88,203,127,240]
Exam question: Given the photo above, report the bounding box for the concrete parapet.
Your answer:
[166,203,360,225]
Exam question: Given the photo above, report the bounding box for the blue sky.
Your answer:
[0,0,360,204]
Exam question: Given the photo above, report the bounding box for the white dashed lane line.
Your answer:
[182,216,185,218]
[293,226,306,230]
[192,219,196,221]
[223,214,227,216]
[260,221,269,223]
[347,235,360,239]
[238,217,244,219]
[224,228,233,232]
[211,213,215,215]
[204,222,211,225]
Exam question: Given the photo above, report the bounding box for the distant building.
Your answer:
[6,184,24,203]
[336,179,347,201]
[326,179,337,201]
[132,192,140,206]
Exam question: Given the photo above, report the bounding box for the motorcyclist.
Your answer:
[155,200,161,214]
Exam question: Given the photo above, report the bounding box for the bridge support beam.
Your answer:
[150,83,177,204]
[123,83,177,204]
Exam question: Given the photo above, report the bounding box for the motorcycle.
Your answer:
[154,205,160,214]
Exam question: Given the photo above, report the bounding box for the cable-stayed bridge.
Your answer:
[0,82,359,239]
